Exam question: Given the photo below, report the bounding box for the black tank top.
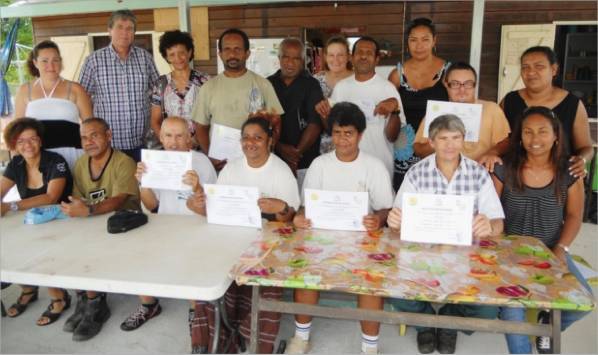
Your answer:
[503,91,579,155]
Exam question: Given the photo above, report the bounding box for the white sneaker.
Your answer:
[361,347,379,354]
[284,336,311,354]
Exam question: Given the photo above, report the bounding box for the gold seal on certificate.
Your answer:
[400,192,474,246]
[204,184,261,228]
[208,124,244,162]
[423,100,482,142]
[304,188,369,231]
[141,149,192,191]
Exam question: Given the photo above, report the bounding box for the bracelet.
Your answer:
[390,227,399,234]
[579,155,587,165]
[487,226,494,238]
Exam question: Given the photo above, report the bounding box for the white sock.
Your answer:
[362,333,379,353]
[294,321,311,341]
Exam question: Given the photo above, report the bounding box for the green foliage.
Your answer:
[2,0,35,88]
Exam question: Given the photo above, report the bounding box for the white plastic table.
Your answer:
[0,211,261,352]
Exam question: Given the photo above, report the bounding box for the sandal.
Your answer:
[7,286,39,318]
[36,291,71,326]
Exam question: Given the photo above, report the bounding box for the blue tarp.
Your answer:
[1,19,20,116]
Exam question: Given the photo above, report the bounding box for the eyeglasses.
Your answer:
[410,18,435,28]
[447,81,476,89]
[15,136,41,146]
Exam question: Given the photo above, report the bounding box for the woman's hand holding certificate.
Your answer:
[204,184,261,228]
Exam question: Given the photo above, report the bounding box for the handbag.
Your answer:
[141,75,167,150]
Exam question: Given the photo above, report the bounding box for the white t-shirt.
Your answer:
[330,73,406,179]
[302,151,394,214]
[152,150,217,215]
[217,153,301,211]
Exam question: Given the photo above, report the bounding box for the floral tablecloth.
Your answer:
[229,223,595,310]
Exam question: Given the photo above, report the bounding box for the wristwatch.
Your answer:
[87,204,94,217]
[10,201,18,211]
[279,202,290,216]
[558,243,569,252]
[391,106,402,115]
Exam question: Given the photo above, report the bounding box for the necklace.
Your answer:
[527,166,549,180]
[411,61,432,78]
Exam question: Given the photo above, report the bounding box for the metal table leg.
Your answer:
[550,309,562,354]
[250,286,260,354]
[209,299,221,354]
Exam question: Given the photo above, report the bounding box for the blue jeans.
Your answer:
[502,253,594,354]
[388,298,499,335]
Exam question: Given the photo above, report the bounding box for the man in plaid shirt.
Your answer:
[388,114,504,354]
[79,10,159,163]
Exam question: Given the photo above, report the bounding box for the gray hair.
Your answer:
[278,37,305,59]
[428,114,466,140]
[108,10,137,32]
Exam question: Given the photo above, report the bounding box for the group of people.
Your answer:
[0,9,594,355]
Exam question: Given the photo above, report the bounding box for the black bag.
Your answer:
[107,210,148,234]
[141,75,167,150]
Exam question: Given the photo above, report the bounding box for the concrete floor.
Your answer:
[1,222,596,354]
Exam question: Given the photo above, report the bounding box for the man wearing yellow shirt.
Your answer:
[413,62,510,172]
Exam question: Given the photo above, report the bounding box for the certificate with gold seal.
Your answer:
[401,193,474,246]
[204,184,261,228]
[304,188,369,231]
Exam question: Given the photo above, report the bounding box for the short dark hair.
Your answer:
[521,46,560,87]
[218,28,250,52]
[82,117,110,133]
[327,102,367,134]
[3,117,45,150]
[26,40,61,77]
[108,9,137,32]
[159,30,195,63]
[242,117,273,139]
[445,62,478,82]
[352,36,380,58]
[408,17,436,37]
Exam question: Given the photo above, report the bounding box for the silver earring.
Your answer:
[434,46,437,53]
[520,141,523,146]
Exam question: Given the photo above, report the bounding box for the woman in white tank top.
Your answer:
[14,40,93,173]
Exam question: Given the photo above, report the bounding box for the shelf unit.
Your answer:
[562,32,597,102]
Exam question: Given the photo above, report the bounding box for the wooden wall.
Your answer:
[32,1,597,102]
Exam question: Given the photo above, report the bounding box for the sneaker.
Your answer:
[63,292,88,333]
[536,311,551,354]
[120,302,162,331]
[416,328,437,354]
[437,330,457,354]
[72,294,111,341]
[361,347,379,354]
[284,336,311,354]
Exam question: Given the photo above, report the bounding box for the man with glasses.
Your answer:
[413,62,510,172]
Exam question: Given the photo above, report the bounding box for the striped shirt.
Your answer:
[395,154,504,220]
[79,44,160,150]
[493,162,577,249]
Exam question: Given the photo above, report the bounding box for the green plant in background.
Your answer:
[2,0,35,90]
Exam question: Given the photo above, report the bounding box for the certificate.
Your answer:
[329,97,379,122]
[141,149,192,191]
[204,184,261,228]
[423,100,482,142]
[304,188,369,231]
[400,193,474,246]
[208,124,244,162]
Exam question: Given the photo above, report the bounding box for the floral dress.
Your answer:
[313,71,335,154]
[150,69,210,135]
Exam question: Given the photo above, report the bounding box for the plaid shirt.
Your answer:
[79,44,160,150]
[395,154,504,219]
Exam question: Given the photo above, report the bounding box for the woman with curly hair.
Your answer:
[150,30,210,149]
[1,117,73,325]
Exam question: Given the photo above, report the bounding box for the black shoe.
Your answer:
[120,302,162,331]
[437,330,457,354]
[191,345,208,354]
[416,328,437,354]
[63,292,88,333]
[72,294,111,341]
[536,311,551,354]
